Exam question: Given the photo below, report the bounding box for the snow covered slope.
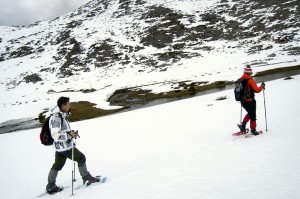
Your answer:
[0,75,299,199]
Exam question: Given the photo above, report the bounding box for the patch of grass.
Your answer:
[68,101,126,122]
[38,109,48,123]
[108,80,233,107]
[254,65,300,77]
[165,81,232,96]
[38,101,126,123]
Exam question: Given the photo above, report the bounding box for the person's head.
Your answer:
[244,64,253,75]
[57,96,71,112]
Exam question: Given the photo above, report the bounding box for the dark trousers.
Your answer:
[241,99,257,129]
[51,147,86,171]
[241,99,256,121]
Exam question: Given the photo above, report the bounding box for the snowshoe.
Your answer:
[232,128,249,136]
[245,130,263,138]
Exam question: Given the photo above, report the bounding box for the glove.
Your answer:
[261,82,265,89]
[67,130,79,139]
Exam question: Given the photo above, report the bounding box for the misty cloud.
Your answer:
[0,0,90,26]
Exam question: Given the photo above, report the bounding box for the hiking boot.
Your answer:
[83,175,100,186]
[251,129,260,136]
[46,184,63,194]
[237,123,246,132]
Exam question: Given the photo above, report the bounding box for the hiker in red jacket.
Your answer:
[238,65,265,135]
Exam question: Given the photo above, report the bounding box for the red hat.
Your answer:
[244,65,253,75]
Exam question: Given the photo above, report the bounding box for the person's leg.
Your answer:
[242,114,250,124]
[240,102,251,131]
[59,147,94,183]
[46,152,67,193]
[248,100,259,135]
[73,148,91,181]
[72,148,100,185]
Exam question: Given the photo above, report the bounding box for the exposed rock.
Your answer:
[23,74,42,83]
[9,46,35,58]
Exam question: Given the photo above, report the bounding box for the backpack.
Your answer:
[234,78,250,101]
[40,113,63,146]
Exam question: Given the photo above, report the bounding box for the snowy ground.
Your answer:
[1,0,300,124]
[0,74,299,199]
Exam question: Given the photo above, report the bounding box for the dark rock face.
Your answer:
[23,73,42,83]
[140,6,185,48]
[9,46,35,58]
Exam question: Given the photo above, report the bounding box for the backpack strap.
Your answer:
[240,78,251,101]
[58,112,64,125]
[50,112,64,127]
[245,78,250,91]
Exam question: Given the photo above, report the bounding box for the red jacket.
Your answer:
[241,74,264,101]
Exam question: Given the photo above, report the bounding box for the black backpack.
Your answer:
[40,113,63,146]
[234,78,250,101]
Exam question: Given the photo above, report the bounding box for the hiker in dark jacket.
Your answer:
[238,65,265,135]
[46,97,99,194]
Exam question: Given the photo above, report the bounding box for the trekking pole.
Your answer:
[263,89,268,132]
[72,139,75,195]
[71,131,79,195]
[73,131,79,182]
[240,103,243,124]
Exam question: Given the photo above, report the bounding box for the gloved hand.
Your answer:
[261,82,265,89]
[68,130,79,139]
[70,130,79,139]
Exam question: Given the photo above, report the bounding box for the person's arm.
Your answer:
[248,79,264,93]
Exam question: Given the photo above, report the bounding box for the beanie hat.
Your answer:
[244,65,253,75]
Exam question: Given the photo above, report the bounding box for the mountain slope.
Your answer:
[1,0,299,82]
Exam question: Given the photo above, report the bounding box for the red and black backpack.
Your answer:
[39,113,63,146]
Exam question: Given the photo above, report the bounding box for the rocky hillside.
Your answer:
[0,0,299,88]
